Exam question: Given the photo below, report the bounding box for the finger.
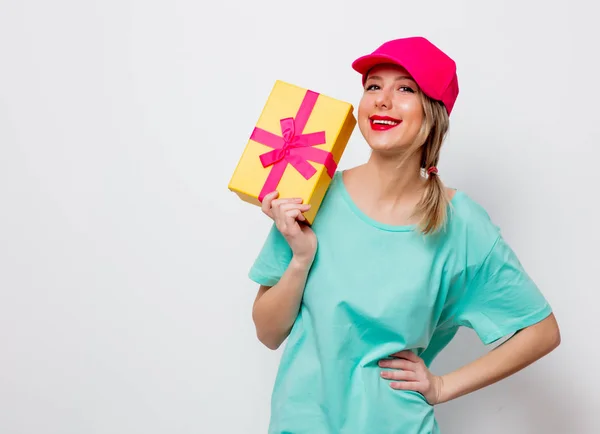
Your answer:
[263,191,279,202]
[378,358,415,371]
[272,197,303,209]
[389,381,423,392]
[278,203,311,214]
[261,191,279,217]
[277,209,301,235]
[381,369,417,382]
[284,208,303,226]
[276,203,310,224]
[271,199,303,226]
[390,350,421,364]
[271,198,302,218]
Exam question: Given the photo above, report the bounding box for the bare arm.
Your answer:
[380,313,560,405]
[252,257,312,350]
[438,313,561,403]
[251,191,317,350]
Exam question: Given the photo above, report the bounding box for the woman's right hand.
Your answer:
[261,191,317,267]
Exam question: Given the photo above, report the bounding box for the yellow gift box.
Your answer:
[228,80,356,224]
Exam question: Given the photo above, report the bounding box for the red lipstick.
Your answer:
[369,115,402,131]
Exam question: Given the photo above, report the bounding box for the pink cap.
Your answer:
[352,37,459,115]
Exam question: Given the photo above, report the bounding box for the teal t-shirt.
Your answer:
[249,171,552,434]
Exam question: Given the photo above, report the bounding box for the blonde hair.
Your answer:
[400,94,451,234]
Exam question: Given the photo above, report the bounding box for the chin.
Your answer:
[366,135,411,151]
[360,125,413,153]
[367,142,409,155]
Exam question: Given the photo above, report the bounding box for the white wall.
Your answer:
[0,0,597,433]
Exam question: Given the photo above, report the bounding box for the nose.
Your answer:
[374,87,392,110]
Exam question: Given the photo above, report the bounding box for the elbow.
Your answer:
[263,339,283,351]
[516,313,561,356]
[251,305,289,350]
[252,313,285,350]
[256,330,283,351]
[539,313,562,354]
[549,320,561,351]
[252,305,287,350]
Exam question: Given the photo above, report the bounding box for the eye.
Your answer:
[399,86,415,93]
[365,84,380,91]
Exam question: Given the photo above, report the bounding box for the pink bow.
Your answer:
[250,90,337,202]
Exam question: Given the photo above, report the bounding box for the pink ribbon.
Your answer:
[250,90,337,202]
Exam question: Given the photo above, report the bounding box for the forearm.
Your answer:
[438,314,560,404]
[252,257,312,350]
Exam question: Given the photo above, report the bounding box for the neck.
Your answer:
[361,149,426,203]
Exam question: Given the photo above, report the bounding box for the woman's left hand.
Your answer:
[378,350,444,405]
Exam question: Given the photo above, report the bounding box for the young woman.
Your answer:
[249,37,560,434]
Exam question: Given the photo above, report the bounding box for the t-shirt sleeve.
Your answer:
[248,223,293,287]
[454,235,553,345]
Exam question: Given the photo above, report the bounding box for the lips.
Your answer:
[369,115,402,131]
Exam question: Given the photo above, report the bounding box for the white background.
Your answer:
[0,0,598,433]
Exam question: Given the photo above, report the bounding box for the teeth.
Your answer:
[372,119,399,125]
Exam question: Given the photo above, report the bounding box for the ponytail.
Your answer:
[415,97,451,234]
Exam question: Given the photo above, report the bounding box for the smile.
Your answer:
[369,115,402,131]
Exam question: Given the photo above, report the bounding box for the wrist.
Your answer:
[436,374,453,404]
[290,255,314,271]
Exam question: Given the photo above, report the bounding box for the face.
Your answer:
[358,64,424,154]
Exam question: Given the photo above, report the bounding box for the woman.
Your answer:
[249,37,560,434]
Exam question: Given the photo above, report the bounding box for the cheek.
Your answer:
[396,98,423,122]
[357,98,372,131]
[357,96,370,119]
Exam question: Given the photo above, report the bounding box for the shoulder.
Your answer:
[448,190,493,222]
[445,190,502,257]
[310,170,349,224]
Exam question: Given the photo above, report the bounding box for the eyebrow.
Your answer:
[366,75,416,83]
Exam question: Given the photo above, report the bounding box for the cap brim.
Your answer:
[351,53,408,76]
